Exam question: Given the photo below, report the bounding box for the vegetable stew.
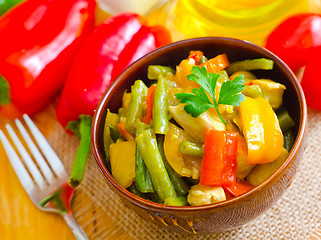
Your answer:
[103,51,295,206]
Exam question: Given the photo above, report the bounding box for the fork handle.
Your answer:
[63,212,89,240]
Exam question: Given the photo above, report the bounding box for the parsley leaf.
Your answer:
[175,66,245,124]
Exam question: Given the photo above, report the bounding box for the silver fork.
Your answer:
[0,114,88,240]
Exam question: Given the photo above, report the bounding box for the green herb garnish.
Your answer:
[175,66,245,124]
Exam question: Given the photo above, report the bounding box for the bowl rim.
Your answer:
[91,37,307,212]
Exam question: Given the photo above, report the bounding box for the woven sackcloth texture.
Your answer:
[29,103,320,240]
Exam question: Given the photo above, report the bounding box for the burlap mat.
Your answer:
[32,101,320,240]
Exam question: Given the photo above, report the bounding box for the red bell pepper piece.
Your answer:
[187,51,204,65]
[224,179,255,197]
[0,0,96,118]
[200,129,238,187]
[55,13,171,187]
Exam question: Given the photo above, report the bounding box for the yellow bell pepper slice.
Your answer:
[175,58,199,90]
[163,122,202,179]
[239,96,283,164]
[109,140,136,188]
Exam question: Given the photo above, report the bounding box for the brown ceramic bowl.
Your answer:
[91,37,307,234]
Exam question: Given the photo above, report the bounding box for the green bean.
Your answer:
[283,129,295,152]
[126,80,148,133]
[153,75,169,134]
[128,184,161,203]
[157,135,189,196]
[0,75,10,104]
[164,196,188,206]
[135,121,154,193]
[147,65,175,80]
[179,140,204,158]
[242,85,263,98]
[246,148,288,186]
[127,184,150,201]
[118,107,127,119]
[136,129,177,202]
[226,58,274,75]
[108,124,120,143]
[147,192,161,203]
[277,110,295,133]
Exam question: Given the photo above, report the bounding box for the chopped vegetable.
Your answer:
[126,80,148,133]
[141,85,156,124]
[147,65,175,80]
[239,96,283,165]
[246,148,288,186]
[157,135,189,197]
[153,76,169,134]
[199,129,238,187]
[188,50,205,65]
[277,110,295,133]
[283,130,295,152]
[135,121,154,193]
[179,140,204,158]
[224,179,255,197]
[187,184,226,206]
[249,79,286,109]
[103,109,119,168]
[235,135,255,179]
[164,196,188,206]
[118,120,135,141]
[168,104,226,142]
[199,54,229,73]
[175,58,200,89]
[136,129,177,202]
[163,123,202,179]
[226,58,274,75]
[110,141,136,188]
[242,85,263,98]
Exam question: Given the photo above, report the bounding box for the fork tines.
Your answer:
[0,114,68,191]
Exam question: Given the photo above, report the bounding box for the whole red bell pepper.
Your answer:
[0,0,96,118]
[265,13,321,72]
[200,129,238,187]
[56,13,171,187]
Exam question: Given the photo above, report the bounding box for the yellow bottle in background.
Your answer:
[147,0,321,46]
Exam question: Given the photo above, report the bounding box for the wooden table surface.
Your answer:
[0,108,135,240]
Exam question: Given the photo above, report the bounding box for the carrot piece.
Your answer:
[141,85,156,124]
[200,53,229,73]
[117,121,135,141]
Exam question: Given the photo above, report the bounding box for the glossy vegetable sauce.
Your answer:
[103,51,295,206]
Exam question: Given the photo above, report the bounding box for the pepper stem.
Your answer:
[0,75,10,104]
[68,115,92,188]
